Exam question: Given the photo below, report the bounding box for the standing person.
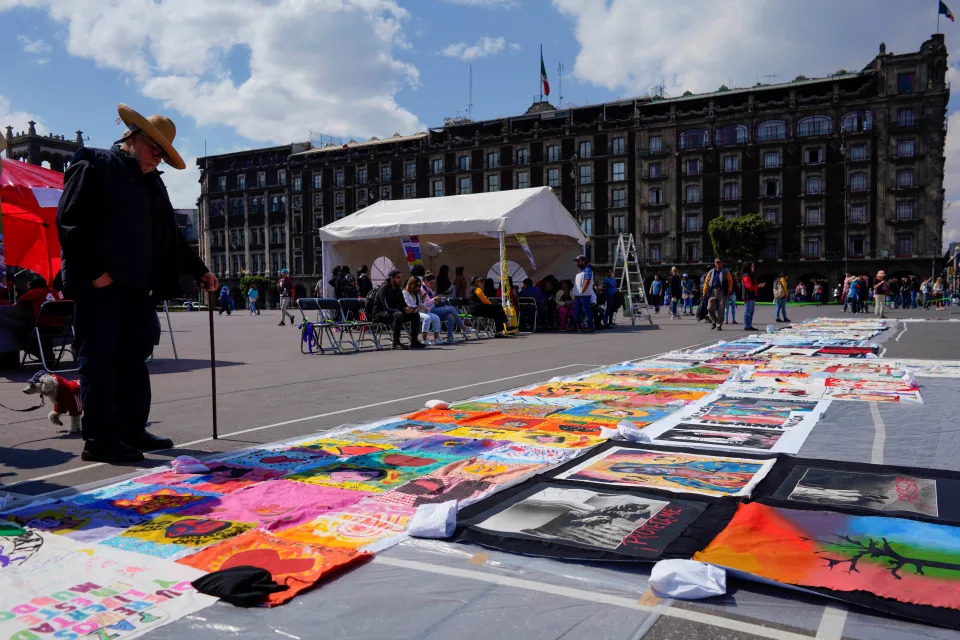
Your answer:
[934,277,945,310]
[649,274,663,314]
[681,273,694,315]
[603,269,619,327]
[372,269,424,349]
[741,263,765,331]
[403,276,441,346]
[327,265,342,298]
[773,272,790,322]
[911,275,921,308]
[860,275,871,313]
[922,277,934,309]
[668,267,682,320]
[794,281,805,303]
[277,268,295,326]
[725,270,738,325]
[847,276,860,314]
[573,255,595,332]
[421,271,460,344]
[841,272,852,312]
[888,277,901,309]
[467,275,508,337]
[436,265,452,296]
[357,265,373,298]
[814,282,824,306]
[218,286,232,315]
[247,285,259,315]
[453,266,468,299]
[56,103,218,463]
[701,258,733,330]
[873,271,889,318]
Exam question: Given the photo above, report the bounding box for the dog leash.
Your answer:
[0,399,44,412]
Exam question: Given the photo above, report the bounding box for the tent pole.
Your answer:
[207,291,218,440]
[163,301,178,359]
[320,240,327,298]
[498,230,507,307]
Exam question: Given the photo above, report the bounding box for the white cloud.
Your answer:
[0,95,48,139]
[7,0,424,144]
[440,0,516,7]
[441,36,518,61]
[16,34,51,56]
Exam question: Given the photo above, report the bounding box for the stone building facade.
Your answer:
[4,121,83,171]
[198,35,949,298]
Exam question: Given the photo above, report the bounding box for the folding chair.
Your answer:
[315,298,358,353]
[337,298,382,351]
[20,300,78,373]
[448,297,483,340]
[297,298,335,354]
[517,296,539,335]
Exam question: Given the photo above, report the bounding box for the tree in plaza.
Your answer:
[239,275,273,310]
[707,213,769,274]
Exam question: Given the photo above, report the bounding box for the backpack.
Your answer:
[773,279,785,298]
[364,284,382,319]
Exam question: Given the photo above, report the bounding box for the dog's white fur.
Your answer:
[23,374,81,436]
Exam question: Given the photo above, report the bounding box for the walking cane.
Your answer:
[208,291,218,439]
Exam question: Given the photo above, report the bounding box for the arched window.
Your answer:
[840,110,874,133]
[797,115,832,137]
[806,176,823,195]
[716,124,748,146]
[487,260,529,290]
[679,129,708,150]
[370,256,396,283]
[756,120,787,142]
[270,196,280,212]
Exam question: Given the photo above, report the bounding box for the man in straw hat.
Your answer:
[56,104,218,464]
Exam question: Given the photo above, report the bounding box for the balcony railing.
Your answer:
[639,144,671,157]
[642,172,668,180]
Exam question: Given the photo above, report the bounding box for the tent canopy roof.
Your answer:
[317,187,586,243]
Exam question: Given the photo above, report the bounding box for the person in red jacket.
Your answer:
[741,262,765,331]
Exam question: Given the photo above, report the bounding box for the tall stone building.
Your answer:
[198,35,949,297]
[4,121,84,171]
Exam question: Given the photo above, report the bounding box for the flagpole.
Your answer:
[539,44,543,103]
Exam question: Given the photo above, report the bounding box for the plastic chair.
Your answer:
[296,298,337,354]
[448,297,484,340]
[517,296,539,335]
[20,300,78,373]
[337,298,382,351]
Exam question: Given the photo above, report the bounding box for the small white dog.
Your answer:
[22,372,82,436]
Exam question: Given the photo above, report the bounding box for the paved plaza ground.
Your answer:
[1,301,959,640]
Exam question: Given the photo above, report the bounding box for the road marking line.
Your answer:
[895,322,909,342]
[870,402,886,465]
[815,604,847,640]
[373,556,814,640]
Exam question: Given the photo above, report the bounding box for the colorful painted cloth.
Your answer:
[101,515,255,559]
[286,451,458,493]
[133,464,287,495]
[399,434,509,457]
[178,528,371,606]
[216,446,336,472]
[403,408,499,424]
[5,500,146,543]
[274,501,414,552]
[295,438,397,457]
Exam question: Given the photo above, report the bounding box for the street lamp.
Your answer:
[569,152,582,224]
[840,127,849,275]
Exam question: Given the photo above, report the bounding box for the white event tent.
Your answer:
[317,187,587,298]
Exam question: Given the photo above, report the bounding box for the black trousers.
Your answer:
[373,310,421,342]
[469,304,507,331]
[73,285,159,442]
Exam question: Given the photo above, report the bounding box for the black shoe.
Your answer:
[81,440,145,464]
[711,323,717,330]
[121,430,174,451]
[783,318,791,323]
[730,320,738,324]
[716,324,722,330]
[391,342,408,350]
[410,341,427,349]
[744,326,756,331]
[278,322,285,326]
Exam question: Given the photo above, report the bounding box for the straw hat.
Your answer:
[117,103,185,170]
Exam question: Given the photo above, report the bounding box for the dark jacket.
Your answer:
[371,282,405,315]
[669,274,682,298]
[357,273,373,298]
[56,145,207,299]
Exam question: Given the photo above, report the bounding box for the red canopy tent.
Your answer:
[0,159,63,283]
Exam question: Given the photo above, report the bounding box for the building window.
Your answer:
[648,135,662,151]
[578,164,592,184]
[432,158,442,175]
[849,172,867,192]
[334,170,344,187]
[313,173,322,189]
[334,191,344,205]
[405,162,416,180]
[896,201,914,221]
[757,120,787,142]
[579,190,593,210]
[685,213,700,232]
[278,169,286,186]
[578,140,592,158]
[797,115,832,137]
[487,174,500,192]
[804,147,822,165]
[763,207,778,225]
[898,72,915,94]
[315,215,323,229]
[806,207,822,225]
[685,185,700,203]
[432,180,443,197]
[646,162,660,179]
[679,129,708,150]
[229,199,242,216]
[459,177,471,194]
[612,161,626,181]
[850,203,867,223]
[611,213,626,235]
[896,233,913,256]
[486,151,500,169]
[405,184,416,198]
[356,167,366,184]
[840,110,874,132]
[765,239,778,259]
[648,188,663,204]
[381,166,391,182]
[611,137,625,155]
[516,148,529,165]
[294,255,303,275]
[849,235,865,258]
[764,179,780,198]
[238,174,246,190]
[686,158,700,176]
[649,214,662,233]
[850,144,867,161]
[335,209,345,220]
[457,155,470,171]
[716,124,748,146]
[218,176,226,192]
[312,193,322,208]
[722,182,739,201]
[546,144,560,162]
[896,139,915,157]
[805,235,822,258]
[649,244,662,263]
[897,108,915,127]
[547,168,560,187]
[806,176,823,195]
[763,151,781,168]
[254,171,264,188]
[611,188,626,208]
[580,215,593,237]
[381,186,391,200]
[356,189,366,203]
[897,169,915,188]
[685,243,699,263]
[291,175,300,191]
[516,171,530,189]
[723,155,739,172]
[293,195,302,208]
[270,196,280,212]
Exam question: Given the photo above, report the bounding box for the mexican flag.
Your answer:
[942,0,955,21]
[540,51,550,96]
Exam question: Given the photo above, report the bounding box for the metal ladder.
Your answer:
[612,233,653,326]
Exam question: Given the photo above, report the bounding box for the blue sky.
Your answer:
[2,0,960,244]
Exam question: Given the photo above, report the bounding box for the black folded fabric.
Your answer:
[192,565,289,607]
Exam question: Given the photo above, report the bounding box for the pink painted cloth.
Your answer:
[134,464,287,495]
[182,479,366,531]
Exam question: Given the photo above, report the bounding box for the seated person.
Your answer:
[467,275,507,337]
[519,278,545,305]
[420,272,460,344]
[403,276,441,346]
[371,269,423,349]
[555,280,575,331]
